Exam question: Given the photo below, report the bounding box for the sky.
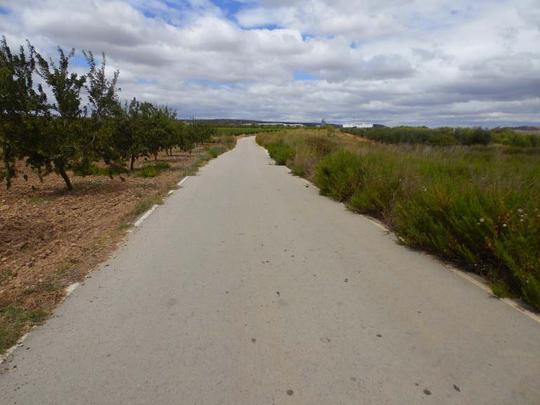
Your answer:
[1,0,539,126]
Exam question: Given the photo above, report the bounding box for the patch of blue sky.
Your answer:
[71,53,89,67]
[301,33,334,41]
[0,5,10,15]
[141,8,158,19]
[293,70,319,81]
[130,0,190,25]
[247,23,281,30]
[162,0,189,11]
[135,0,245,21]
[211,0,243,16]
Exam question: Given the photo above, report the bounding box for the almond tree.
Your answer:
[112,98,145,171]
[83,51,122,167]
[34,47,86,191]
[0,37,45,188]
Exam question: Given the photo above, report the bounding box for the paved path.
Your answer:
[1,137,539,404]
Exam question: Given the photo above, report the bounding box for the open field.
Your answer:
[257,129,540,310]
[214,126,281,136]
[0,136,235,353]
[343,126,540,148]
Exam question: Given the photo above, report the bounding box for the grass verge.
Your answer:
[0,307,48,353]
[136,162,171,178]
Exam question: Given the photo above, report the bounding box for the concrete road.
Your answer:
[1,137,539,404]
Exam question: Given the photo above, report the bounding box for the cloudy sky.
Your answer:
[1,0,539,126]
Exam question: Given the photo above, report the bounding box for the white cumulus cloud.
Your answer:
[0,0,539,125]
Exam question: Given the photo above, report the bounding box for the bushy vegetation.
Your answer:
[257,129,540,310]
[315,150,364,201]
[266,140,295,165]
[343,126,540,148]
[0,37,216,190]
[136,162,171,178]
[214,134,237,149]
[207,145,227,158]
[215,126,280,136]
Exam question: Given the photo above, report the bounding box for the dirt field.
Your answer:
[0,142,233,353]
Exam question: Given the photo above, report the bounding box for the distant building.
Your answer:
[343,122,374,128]
[262,122,305,127]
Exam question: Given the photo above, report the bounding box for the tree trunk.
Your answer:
[130,154,136,171]
[57,163,73,191]
[3,142,13,189]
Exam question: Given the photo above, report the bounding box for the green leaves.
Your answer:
[0,36,43,188]
[314,149,364,201]
[267,140,295,165]
[1,38,211,191]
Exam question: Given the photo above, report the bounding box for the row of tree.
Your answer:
[0,37,215,190]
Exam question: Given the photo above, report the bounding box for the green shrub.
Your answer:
[267,140,295,165]
[152,162,171,170]
[348,155,401,218]
[137,162,171,178]
[314,149,365,201]
[305,136,338,155]
[138,166,159,178]
[287,136,338,178]
[391,182,540,309]
[207,145,227,158]
[211,135,237,149]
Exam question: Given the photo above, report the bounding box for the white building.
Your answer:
[342,122,373,128]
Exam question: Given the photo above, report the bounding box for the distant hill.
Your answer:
[511,126,540,134]
[179,118,388,128]
[179,118,323,127]
[512,126,540,131]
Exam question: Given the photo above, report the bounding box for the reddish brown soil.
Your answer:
[0,145,219,349]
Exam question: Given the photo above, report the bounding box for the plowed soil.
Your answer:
[0,144,225,352]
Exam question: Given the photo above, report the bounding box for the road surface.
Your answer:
[1,137,539,404]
